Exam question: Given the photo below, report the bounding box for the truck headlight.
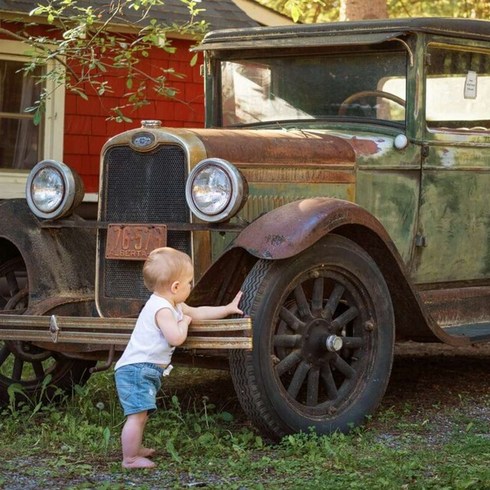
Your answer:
[186,158,248,223]
[26,160,84,219]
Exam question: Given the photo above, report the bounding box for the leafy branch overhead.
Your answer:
[1,0,208,123]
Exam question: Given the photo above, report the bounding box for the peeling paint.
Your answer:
[440,148,455,168]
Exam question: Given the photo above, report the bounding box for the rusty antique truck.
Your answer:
[0,18,489,440]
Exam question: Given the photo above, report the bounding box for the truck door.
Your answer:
[412,42,490,284]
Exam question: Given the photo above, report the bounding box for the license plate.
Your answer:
[105,224,167,261]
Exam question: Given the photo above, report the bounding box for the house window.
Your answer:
[0,59,42,170]
[0,40,64,198]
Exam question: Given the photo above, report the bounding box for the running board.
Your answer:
[442,322,490,343]
[0,314,252,350]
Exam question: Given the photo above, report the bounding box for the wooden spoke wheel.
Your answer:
[230,235,394,440]
[0,257,94,405]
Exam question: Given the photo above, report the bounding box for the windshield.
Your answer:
[219,49,407,127]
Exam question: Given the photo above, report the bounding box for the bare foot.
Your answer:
[139,447,156,458]
[122,456,156,469]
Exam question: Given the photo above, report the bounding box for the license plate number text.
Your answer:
[105,224,167,261]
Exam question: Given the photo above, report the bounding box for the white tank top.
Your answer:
[115,294,183,370]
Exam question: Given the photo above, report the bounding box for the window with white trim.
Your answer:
[0,40,64,198]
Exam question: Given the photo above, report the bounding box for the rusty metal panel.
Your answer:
[105,224,167,261]
[233,197,388,260]
[0,200,96,313]
[191,129,356,166]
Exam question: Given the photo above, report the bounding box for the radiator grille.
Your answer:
[99,145,191,307]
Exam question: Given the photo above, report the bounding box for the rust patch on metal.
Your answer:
[105,224,167,261]
[420,286,490,327]
[235,197,379,260]
[190,129,356,166]
[267,234,287,247]
[0,314,253,350]
[240,167,355,184]
[349,136,381,156]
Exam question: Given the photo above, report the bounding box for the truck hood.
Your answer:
[186,128,357,167]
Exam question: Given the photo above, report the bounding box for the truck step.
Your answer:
[443,322,490,342]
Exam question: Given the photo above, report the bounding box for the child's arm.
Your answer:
[182,291,243,321]
[156,308,192,346]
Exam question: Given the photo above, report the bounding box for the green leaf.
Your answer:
[166,439,182,463]
[291,6,301,23]
[7,383,24,400]
[41,373,53,389]
[103,427,111,449]
[33,109,42,126]
[29,7,46,16]
[95,61,107,72]
[219,411,234,422]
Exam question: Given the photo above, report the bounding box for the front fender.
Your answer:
[193,197,397,307]
[0,199,96,314]
[234,197,397,259]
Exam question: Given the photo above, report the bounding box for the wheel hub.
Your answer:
[301,318,341,364]
[325,335,343,352]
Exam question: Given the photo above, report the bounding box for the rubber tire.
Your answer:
[230,234,394,440]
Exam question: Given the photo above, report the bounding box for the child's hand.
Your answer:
[180,314,192,326]
[228,291,244,315]
[181,292,244,320]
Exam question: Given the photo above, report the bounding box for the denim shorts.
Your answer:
[115,363,163,416]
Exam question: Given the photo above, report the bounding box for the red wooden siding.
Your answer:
[63,38,205,192]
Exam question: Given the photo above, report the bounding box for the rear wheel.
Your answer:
[0,256,94,405]
[230,235,394,440]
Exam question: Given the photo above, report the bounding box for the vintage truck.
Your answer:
[0,17,489,440]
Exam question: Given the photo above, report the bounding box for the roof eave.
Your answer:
[0,10,201,40]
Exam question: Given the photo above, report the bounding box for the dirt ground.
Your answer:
[378,342,490,436]
[1,341,489,489]
[390,340,490,404]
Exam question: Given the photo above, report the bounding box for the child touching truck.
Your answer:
[114,247,243,469]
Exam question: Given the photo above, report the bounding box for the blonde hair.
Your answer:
[143,247,192,292]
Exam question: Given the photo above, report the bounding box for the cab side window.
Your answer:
[426,45,490,132]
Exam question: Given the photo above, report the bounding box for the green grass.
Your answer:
[0,368,489,489]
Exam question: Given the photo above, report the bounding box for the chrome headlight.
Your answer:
[185,158,248,223]
[26,160,84,219]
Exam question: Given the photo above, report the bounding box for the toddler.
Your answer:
[114,247,243,469]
